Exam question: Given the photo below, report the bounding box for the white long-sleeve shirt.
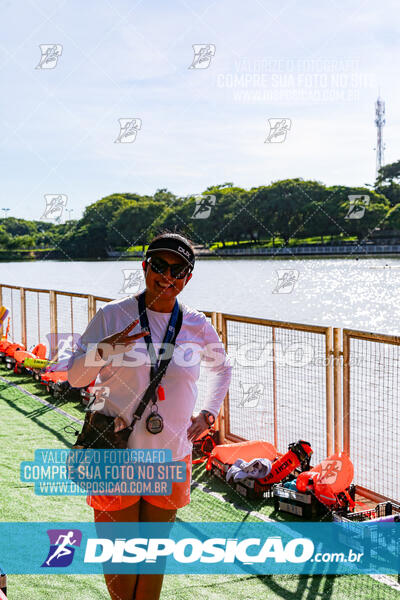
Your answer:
[67,294,232,460]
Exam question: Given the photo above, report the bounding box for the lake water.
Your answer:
[1,256,400,335]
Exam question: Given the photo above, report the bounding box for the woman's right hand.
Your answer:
[96,318,149,360]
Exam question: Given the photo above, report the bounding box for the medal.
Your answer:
[146,404,164,434]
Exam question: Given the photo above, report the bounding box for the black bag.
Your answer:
[73,410,131,450]
[70,304,183,450]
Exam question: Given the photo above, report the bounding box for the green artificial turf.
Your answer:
[0,366,398,599]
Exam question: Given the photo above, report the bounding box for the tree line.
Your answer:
[2,162,400,259]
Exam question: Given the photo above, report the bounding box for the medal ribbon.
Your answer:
[138,290,180,400]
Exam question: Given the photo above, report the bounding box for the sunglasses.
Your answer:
[146,255,192,279]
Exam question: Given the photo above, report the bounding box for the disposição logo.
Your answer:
[41,529,82,567]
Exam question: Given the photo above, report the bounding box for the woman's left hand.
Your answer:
[187,413,208,442]
[114,416,128,432]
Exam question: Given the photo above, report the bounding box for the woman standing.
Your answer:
[67,232,232,600]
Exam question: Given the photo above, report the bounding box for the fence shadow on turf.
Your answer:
[0,382,74,447]
[191,464,317,523]
[256,572,337,600]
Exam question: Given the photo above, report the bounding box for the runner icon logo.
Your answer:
[41,529,82,567]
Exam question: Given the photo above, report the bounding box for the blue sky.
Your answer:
[0,0,399,221]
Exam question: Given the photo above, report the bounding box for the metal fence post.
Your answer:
[216,312,229,444]
[325,327,333,456]
[333,327,343,453]
[88,295,96,322]
[342,330,350,456]
[211,312,222,437]
[11,288,14,341]
[49,290,58,360]
[20,287,27,349]
[0,285,2,337]
[272,326,278,449]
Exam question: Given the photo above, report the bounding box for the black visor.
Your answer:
[145,236,195,268]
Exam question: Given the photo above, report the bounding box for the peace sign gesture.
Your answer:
[97,318,149,360]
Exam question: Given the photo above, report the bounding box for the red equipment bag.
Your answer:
[205,439,313,500]
[206,439,280,499]
[296,451,355,509]
[257,440,313,485]
[206,439,279,471]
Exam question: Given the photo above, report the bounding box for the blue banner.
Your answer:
[0,522,398,574]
